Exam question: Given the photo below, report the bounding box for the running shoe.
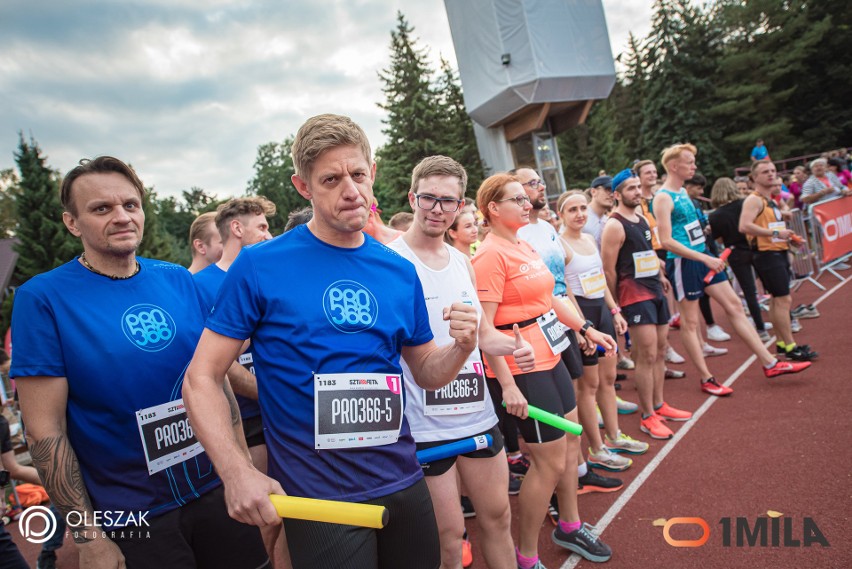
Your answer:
[707,324,731,342]
[703,343,728,357]
[507,453,530,477]
[655,401,693,422]
[665,346,685,364]
[764,359,811,378]
[462,532,473,568]
[617,356,635,370]
[793,304,820,319]
[508,474,522,496]
[640,413,673,439]
[758,329,772,343]
[517,560,548,569]
[791,318,802,333]
[578,469,624,494]
[461,495,476,518]
[552,523,613,563]
[701,377,733,396]
[786,345,819,361]
[604,431,649,455]
[669,314,681,329]
[616,396,638,414]
[665,368,685,379]
[588,447,632,471]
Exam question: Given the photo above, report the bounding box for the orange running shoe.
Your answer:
[462,532,473,568]
[764,359,812,378]
[701,377,733,397]
[640,413,673,440]
[655,402,693,422]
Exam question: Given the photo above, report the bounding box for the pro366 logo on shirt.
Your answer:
[322,280,378,333]
[121,304,176,352]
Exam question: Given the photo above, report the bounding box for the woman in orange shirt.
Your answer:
[472,174,617,567]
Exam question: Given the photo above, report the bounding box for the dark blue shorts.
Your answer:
[666,257,727,301]
[623,295,671,327]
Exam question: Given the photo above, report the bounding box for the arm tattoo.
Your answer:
[28,434,96,544]
[223,380,241,427]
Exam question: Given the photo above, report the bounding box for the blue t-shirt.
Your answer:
[751,145,769,160]
[194,263,261,420]
[10,258,220,523]
[206,225,433,501]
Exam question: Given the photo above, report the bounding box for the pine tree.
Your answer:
[13,135,81,281]
[640,0,726,177]
[138,188,179,263]
[373,12,445,217]
[246,137,302,235]
[435,58,484,195]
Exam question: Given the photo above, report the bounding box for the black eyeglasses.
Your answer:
[414,194,464,212]
[522,179,545,189]
[497,195,532,207]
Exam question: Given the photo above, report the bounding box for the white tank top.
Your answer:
[386,238,497,442]
[563,238,607,299]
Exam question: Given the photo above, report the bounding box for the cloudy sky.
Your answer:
[0,0,652,200]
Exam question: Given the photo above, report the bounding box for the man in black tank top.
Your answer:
[601,170,693,440]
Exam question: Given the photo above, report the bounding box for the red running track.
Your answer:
[8,273,851,569]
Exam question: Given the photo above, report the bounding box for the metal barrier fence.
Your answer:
[787,208,822,291]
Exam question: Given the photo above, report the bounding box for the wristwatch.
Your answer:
[579,319,593,337]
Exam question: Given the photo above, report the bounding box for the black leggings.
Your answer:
[699,295,715,326]
[283,479,439,569]
[728,248,766,330]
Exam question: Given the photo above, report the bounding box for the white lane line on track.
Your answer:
[560,275,850,569]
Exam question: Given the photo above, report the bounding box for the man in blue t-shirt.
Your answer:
[10,156,268,569]
[183,114,479,569]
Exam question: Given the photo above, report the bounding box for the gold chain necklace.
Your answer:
[79,253,140,280]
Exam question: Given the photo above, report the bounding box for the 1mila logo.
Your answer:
[664,516,829,548]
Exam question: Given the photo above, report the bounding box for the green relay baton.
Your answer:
[502,402,583,436]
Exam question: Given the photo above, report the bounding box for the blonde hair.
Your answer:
[633,159,655,176]
[710,177,742,208]
[556,190,588,214]
[410,155,467,198]
[189,212,218,253]
[215,196,277,241]
[475,173,518,223]
[291,114,372,178]
[660,143,698,173]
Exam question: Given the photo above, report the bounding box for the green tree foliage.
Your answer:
[374,12,446,216]
[0,169,21,238]
[246,138,301,235]
[138,189,180,264]
[374,12,484,216]
[151,187,221,265]
[12,135,81,281]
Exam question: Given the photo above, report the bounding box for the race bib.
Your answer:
[136,399,204,475]
[537,310,570,355]
[684,219,705,247]
[769,221,787,243]
[239,352,255,375]
[314,373,403,450]
[424,358,486,416]
[579,268,606,297]
[632,250,660,278]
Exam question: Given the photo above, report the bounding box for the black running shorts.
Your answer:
[560,329,584,379]
[576,297,617,366]
[242,414,266,448]
[511,362,577,444]
[110,485,269,569]
[622,295,671,327]
[752,250,791,297]
[283,478,440,569]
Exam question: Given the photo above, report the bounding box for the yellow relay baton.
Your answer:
[269,494,388,528]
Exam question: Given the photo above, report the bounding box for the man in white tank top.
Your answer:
[388,156,535,569]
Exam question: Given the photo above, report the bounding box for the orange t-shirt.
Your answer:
[471,233,560,376]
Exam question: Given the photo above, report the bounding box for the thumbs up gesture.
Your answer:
[511,324,536,372]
